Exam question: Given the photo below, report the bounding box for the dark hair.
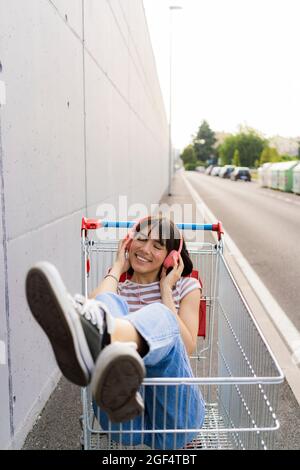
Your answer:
[127,215,193,278]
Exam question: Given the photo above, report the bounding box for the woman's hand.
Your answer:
[113,237,132,274]
[160,253,184,292]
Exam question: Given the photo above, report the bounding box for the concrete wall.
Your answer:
[0,0,168,449]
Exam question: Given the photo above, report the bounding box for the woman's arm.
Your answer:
[161,286,200,355]
[88,262,122,298]
[160,254,201,355]
[177,289,201,355]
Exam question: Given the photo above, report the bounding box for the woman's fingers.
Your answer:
[173,254,182,270]
[160,266,167,280]
[119,237,130,251]
[124,236,131,249]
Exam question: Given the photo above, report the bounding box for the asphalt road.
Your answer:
[186,171,300,332]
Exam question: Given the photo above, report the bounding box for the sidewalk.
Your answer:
[23,171,300,449]
[23,377,82,450]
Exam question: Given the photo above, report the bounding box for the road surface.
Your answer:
[186,171,300,332]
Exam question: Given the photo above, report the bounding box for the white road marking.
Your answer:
[183,172,300,357]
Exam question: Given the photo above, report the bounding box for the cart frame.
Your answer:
[80,218,284,450]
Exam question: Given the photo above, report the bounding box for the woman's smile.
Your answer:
[135,254,152,264]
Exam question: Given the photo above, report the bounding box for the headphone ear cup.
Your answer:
[163,250,177,269]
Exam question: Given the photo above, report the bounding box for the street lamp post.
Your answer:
[168,5,182,196]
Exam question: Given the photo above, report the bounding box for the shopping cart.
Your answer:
[80,218,284,450]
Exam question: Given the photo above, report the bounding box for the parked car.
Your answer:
[196,166,206,173]
[219,165,235,179]
[230,167,251,182]
[211,166,222,176]
[205,165,214,175]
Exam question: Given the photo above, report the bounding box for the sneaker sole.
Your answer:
[91,342,146,423]
[26,264,93,386]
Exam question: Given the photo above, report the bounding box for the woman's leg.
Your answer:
[123,302,205,450]
[92,292,150,446]
[94,292,148,356]
[25,264,146,428]
[93,292,180,448]
[94,293,205,450]
[94,292,182,365]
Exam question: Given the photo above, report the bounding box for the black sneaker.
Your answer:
[26,262,146,422]
[25,262,105,386]
[74,295,146,422]
[91,341,145,423]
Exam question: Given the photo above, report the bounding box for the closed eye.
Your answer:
[135,235,147,241]
[135,233,165,249]
[154,243,164,250]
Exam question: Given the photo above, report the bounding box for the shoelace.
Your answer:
[70,294,105,333]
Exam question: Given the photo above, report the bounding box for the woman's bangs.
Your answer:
[138,217,169,247]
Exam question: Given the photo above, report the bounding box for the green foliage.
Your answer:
[260,147,280,164]
[232,149,241,166]
[193,121,217,163]
[185,162,197,171]
[218,136,237,165]
[219,131,267,167]
[280,154,298,162]
[180,145,197,170]
[180,145,196,164]
[235,132,267,167]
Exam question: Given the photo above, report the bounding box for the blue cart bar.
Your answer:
[81,218,224,240]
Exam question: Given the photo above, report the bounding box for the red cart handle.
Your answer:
[81,217,101,234]
[211,221,224,241]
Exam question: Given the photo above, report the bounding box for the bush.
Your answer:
[184,162,197,171]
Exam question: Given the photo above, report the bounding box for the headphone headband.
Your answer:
[130,216,182,245]
[177,235,183,254]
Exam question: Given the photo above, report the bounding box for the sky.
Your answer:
[143,0,300,151]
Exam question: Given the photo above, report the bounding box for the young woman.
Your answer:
[26,215,205,449]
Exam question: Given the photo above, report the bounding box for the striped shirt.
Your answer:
[117,277,201,313]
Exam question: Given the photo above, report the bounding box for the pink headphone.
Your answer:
[125,216,183,269]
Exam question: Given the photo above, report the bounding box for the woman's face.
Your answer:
[129,225,168,276]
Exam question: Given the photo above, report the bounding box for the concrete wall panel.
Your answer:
[84,0,129,103]
[51,0,83,38]
[7,212,83,448]
[0,0,85,240]
[0,0,168,449]
[0,185,11,449]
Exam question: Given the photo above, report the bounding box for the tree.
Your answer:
[232,149,241,166]
[235,131,267,167]
[280,154,298,162]
[260,147,280,165]
[220,131,267,167]
[180,145,197,170]
[218,135,237,165]
[193,121,217,164]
